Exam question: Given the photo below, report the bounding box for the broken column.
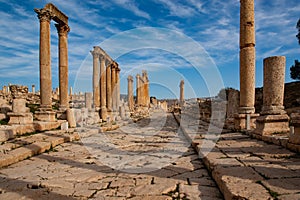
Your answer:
[234,0,259,130]
[99,54,107,120]
[32,85,35,94]
[91,47,100,110]
[127,75,134,111]
[179,80,184,107]
[85,92,92,110]
[253,56,289,136]
[7,99,33,125]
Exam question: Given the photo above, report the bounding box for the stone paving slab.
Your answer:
[0,112,223,199]
[174,113,300,200]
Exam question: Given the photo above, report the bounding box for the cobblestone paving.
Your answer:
[0,112,223,199]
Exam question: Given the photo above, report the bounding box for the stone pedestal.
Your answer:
[234,113,259,130]
[35,111,56,122]
[288,113,300,145]
[253,56,289,136]
[8,99,33,125]
[254,114,290,136]
[67,108,76,128]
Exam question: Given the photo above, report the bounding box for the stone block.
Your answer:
[35,111,56,122]
[234,113,259,130]
[33,121,61,131]
[7,112,33,125]
[253,114,290,136]
[67,109,76,128]
[0,128,14,142]
[61,121,68,130]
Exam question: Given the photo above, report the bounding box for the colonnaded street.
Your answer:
[0,111,223,200]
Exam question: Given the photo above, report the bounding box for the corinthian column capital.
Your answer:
[34,8,52,22]
[55,23,70,36]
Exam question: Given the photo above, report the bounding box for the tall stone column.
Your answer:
[234,0,258,130]
[127,75,134,111]
[106,63,112,114]
[116,67,121,111]
[142,70,150,107]
[254,56,289,136]
[34,8,56,121]
[136,74,141,106]
[55,23,70,111]
[179,80,184,106]
[111,65,116,112]
[99,55,107,120]
[35,8,52,111]
[90,47,100,110]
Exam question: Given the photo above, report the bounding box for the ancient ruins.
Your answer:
[0,0,300,199]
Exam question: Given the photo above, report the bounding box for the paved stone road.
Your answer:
[0,111,223,199]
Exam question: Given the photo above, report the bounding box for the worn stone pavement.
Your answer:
[0,111,223,200]
[177,100,300,200]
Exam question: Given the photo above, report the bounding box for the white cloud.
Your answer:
[112,0,150,20]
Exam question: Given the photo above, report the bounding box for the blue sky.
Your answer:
[0,0,299,99]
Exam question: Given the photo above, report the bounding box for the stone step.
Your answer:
[174,112,300,200]
[0,129,80,168]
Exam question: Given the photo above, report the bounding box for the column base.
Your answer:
[100,106,107,121]
[234,113,259,130]
[56,110,67,120]
[253,114,290,137]
[7,112,33,125]
[35,111,56,122]
[289,112,300,145]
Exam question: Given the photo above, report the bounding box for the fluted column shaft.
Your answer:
[127,75,134,111]
[35,9,52,111]
[106,63,112,112]
[116,68,121,110]
[100,55,107,120]
[56,23,70,110]
[180,80,184,105]
[111,65,116,111]
[91,49,100,109]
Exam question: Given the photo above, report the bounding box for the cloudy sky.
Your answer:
[0,0,299,99]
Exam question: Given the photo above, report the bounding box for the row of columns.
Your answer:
[136,71,150,107]
[233,0,290,137]
[127,70,150,111]
[91,46,120,121]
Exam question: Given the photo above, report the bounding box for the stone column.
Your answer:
[127,75,134,111]
[111,65,116,112]
[55,23,70,111]
[90,47,100,110]
[116,67,121,111]
[179,80,184,106]
[142,70,150,107]
[136,74,141,106]
[234,0,258,130]
[34,8,56,121]
[99,55,107,120]
[106,63,112,114]
[69,87,72,96]
[85,92,92,110]
[254,56,289,136]
[32,85,35,94]
[35,8,52,111]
